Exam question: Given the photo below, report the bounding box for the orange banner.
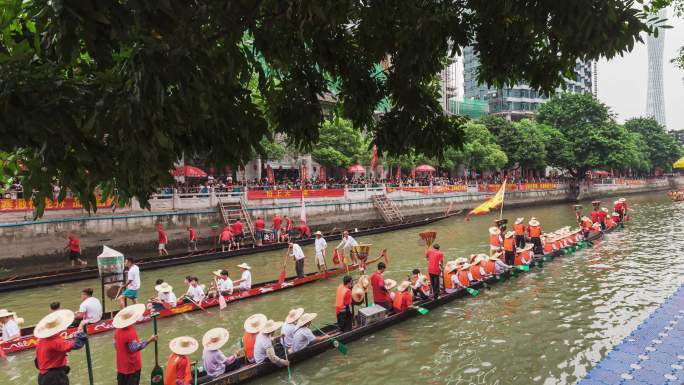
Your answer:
[386,185,467,194]
[0,197,115,212]
[478,182,558,192]
[247,189,345,200]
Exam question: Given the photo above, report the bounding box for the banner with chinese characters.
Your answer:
[247,189,345,200]
[478,182,558,192]
[0,197,115,212]
[386,185,468,194]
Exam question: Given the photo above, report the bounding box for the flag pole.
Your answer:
[499,179,507,220]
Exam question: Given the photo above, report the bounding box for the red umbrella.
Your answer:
[347,164,366,173]
[171,165,208,177]
[415,164,436,173]
[587,170,611,176]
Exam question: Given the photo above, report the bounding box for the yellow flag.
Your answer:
[466,180,506,220]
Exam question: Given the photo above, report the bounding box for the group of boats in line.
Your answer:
[0,202,627,384]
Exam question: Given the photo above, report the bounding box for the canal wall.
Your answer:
[0,177,679,263]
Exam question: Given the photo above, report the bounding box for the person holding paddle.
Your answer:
[164,336,198,385]
[113,304,157,385]
[118,257,141,309]
[201,328,241,379]
[288,242,307,279]
[290,313,326,353]
[35,309,88,385]
[335,275,354,332]
[281,308,304,350]
[314,231,327,273]
[425,244,444,300]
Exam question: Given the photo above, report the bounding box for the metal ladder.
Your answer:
[371,194,404,223]
[217,198,256,244]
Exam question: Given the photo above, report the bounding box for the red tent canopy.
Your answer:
[587,170,611,176]
[347,164,366,173]
[171,165,208,177]
[415,164,436,173]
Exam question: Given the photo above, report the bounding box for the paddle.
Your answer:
[515,265,530,272]
[82,324,94,385]
[278,245,292,285]
[412,306,429,315]
[281,336,293,381]
[465,287,478,296]
[314,327,348,355]
[151,314,163,385]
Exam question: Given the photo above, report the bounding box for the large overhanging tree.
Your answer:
[0,0,658,214]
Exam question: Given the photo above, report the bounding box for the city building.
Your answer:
[463,46,593,120]
[669,130,684,147]
[646,8,667,128]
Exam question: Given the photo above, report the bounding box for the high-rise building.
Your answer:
[646,9,667,128]
[463,46,593,120]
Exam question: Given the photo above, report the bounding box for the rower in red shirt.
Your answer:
[590,205,601,227]
[335,276,353,332]
[231,219,244,250]
[272,214,282,242]
[187,225,198,251]
[35,310,88,385]
[370,262,390,309]
[65,232,87,266]
[254,216,266,246]
[425,244,444,300]
[113,304,157,385]
[157,224,168,256]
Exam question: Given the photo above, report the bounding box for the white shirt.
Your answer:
[1,319,20,341]
[314,237,327,257]
[158,291,177,307]
[337,235,358,251]
[291,327,316,352]
[239,270,252,290]
[290,244,305,261]
[253,333,273,364]
[186,285,205,302]
[78,296,103,323]
[127,264,140,290]
[218,277,233,294]
[281,322,297,348]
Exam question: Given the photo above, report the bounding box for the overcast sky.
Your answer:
[598,8,684,130]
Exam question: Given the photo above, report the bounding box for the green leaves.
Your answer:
[311,117,367,168]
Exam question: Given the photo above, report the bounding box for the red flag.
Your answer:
[266,164,275,185]
[300,164,307,181]
[319,166,326,183]
[371,144,378,170]
[395,166,401,180]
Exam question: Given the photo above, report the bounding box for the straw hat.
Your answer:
[351,285,366,303]
[384,279,397,291]
[455,257,468,265]
[601,207,609,212]
[202,327,229,350]
[619,198,626,202]
[237,263,251,270]
[358,275,371,289]
[34,310,75,339]
[285,308,304,324]
[397,281,411,292]
[260,320,283,334]
[488,254,500,261]
[521,243,534,251]
[155,282,173,293]
[612,212,620,217]
[460,263,471,270]
[0,309,15,319]
[529,219,540,226]
[314,231,323,236]
[472,255,485,265]
[581,216,591,222]
[212,270,222,277]
[113,304,146,329]
[614,200,620,205]
[505,231,515,238]
[445,261,458,273]
[515,217,524,224]
[169,336,199,355]
[489,227,501,235]
[296,313,318,328]
[244,313,267,333]
[468,254,477,263]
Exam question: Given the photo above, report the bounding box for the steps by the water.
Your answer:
[578,284,684,385]
[217,198,256,243]
[371,194,404,224]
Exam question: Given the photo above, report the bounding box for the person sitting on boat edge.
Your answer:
[370,262,391,310]
[443,260,459,294]
[183,277,205,305]
[214,269,234,296]
[281,308,304,350]
[335,275,354,332]
[0,308,21,342]
[488,252,511,275]
[242,314,267,363]
[454,262,473,290]
[75,287,103,328]
[165,336,198,385]
[201,327,241,380]
[118,257,141,309]
[233,263,252,292]
[35,310,88,385]
[254,319,289,367]
[291,313,326,353]
[515,244,534,266]
[410,269,431,300]
[469,255,487,281]
[392,281,413,313]
[580,216,594,239]
[150,282,177,311]
[513,218,526,248]
[426,243,444,300]
[113,304,157,385]
[527,218,543,255]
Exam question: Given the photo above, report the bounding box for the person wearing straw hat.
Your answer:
[598,207,608,230]
[281,308,304,350]
[513,218,526,248]
[233,263,252,292]
[426,243,444,300]
[580,216,593,238]
[527,218,543,255]
[314,231,327,273]
[75,287,103,329]
[164,336,198,385]
[442,261,459,294]
[254,320,289,366]
[515,244,534,266]
[370,262,391,309]
[291,313,325,353]
[288,241,307,279]
[0,309,20,342]
[392,281,413,313]
[150,282,177,311]
[454,263,473,289]
[113,304,157,385]
[335,275,354,332]
[503,231,516,266]
[469,255,487,281]
[118,257,141,309]
[242,313,267,363]
[35,309,88,385]
[202,328,241,378]
[489,226,503,256]
[410,269,431,300]
[384,278,398,303]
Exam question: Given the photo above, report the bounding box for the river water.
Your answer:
[1,192,681,385]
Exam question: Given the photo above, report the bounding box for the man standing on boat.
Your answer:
[426,244,444,300]
[528,218,543,255]
[503,231,516,266]
[113,304,157,385]
[489,227,502,256]
[118,257,141,309]
[284,215,293,241]
[231,219,244,250]
[370,262,391,309]
[187,225,198,252]
[254,216,266,246]
[35,309,88,385]
[335,275,353,332]
[75,288,103,328]
[272,213,282,242]
[314,231,327,273]
[288,242,307,279]
[336,230,359,265]
[513,218,526,248]
[157,224,169,256]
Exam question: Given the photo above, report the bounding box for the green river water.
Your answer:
[1,192,681,385]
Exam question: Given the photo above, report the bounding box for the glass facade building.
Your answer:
[646,8,667,128]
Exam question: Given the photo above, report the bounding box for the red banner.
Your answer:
[386,185,467,194]
[0,197,115,212]
[478,182,558,192]
[247,189,345,200]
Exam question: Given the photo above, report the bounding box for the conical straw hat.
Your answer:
[113,304,146,329]
[34,310,75,339]
[244,313,267,334]
[169,336,198,355]
[202,328,229,350]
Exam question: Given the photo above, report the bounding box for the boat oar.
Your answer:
[82,324,94,385]
[278,245,292,284]
[281,336,293,382]
[411,306,429,315]
[465,287,478,296]
[314,327,348,355]
[151,314,163,385]
[515,265,530,272]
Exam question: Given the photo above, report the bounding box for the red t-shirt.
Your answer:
[255,219,265,231]
[370,271,388,303]
[188,228,197,241]
[298,224,310,237]
[590,211,601,224]
[36,335,75,374]
[115,326,142,374]
[68,238,80,252]
[158,229,167,244]
[273,216,282,230]
[426,249,444,275]
[285,217,293,230]
[597,210,607,223]
[220,229,232,241]
[231,221,243,235]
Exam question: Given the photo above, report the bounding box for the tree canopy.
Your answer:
[311,118,366,168]
[481,117,557,171]
[624,117,683,172]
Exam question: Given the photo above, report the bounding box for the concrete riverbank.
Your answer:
[0,177,678,266]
